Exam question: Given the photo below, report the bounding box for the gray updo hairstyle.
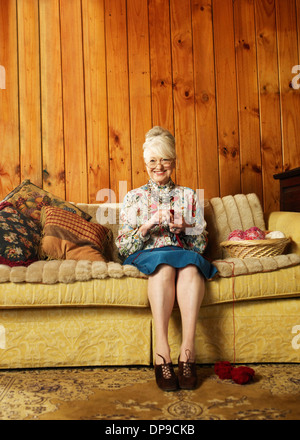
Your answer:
[143,126,176,163]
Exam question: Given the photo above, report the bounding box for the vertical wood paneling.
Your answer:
[17,0,42,186]
[276,0,300,171]
[1,0,300,212]
[170,0,197,189]
[213,0,241,196]
[0,0,19,196]
[234,0,262,199]
[82,0,109,202]
[255,0,282,213]
[148,0,174,133]
[191,0,219,199]
[127,0,152,189]
[105,0,131,202]
[39,0,65,199]
[60,0,87,204]
[297,0,300,64]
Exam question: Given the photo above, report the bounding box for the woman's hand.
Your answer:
[169,212,191,235]
[139,209,174,237]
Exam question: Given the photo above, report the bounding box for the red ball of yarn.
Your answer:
[214,361,233,380]
[214,362,255,384]
[231,366,255,384]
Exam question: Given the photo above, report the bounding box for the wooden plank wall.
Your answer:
[1,0,300,213]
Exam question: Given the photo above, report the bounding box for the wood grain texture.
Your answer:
[17,0,42,186]
[170,0,197,189]
[1,0,300,213]
[60,0,88,203]
[39,0,65,199]
[105,0,131,202]
[127,0,152,189]
[234,0,262,199]
[0,0,20,196]
[255,0,282,213]
[191,0,219,199]
[213,0,241,197]
[148,0,174,134]
[82,0,109,202]
[297,0,300,65]
[276,0,300,172]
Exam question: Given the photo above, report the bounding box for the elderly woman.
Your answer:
[116,127,217,391]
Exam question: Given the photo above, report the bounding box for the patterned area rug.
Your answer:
[0,364,299,420]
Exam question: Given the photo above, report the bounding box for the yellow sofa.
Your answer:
[0,194,299,369]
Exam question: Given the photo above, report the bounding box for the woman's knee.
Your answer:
[177,266,205,288]
[177,265,200,279]
[149,264,176,282]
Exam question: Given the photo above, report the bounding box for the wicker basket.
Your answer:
[220,237,291,259]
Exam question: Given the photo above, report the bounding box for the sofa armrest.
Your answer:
[267,211,300,255]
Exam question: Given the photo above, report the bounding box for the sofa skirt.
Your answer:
[162,297,300,365]
[1,297,300,369]
[0,307,152,369]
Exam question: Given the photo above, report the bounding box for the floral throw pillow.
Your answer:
[0,202,41,267]
[3,179,92,223]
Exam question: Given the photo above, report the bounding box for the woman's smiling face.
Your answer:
[145,156,175,185]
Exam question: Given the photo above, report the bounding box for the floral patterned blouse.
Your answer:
[116,179,208,259]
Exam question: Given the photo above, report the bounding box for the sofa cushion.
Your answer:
[0,277,149,308]
[213,253,300,277]
[40,206,112,261]
[77,203,121,263]
[3,179,92,223]
[0,202,41,267]
[0,260,146,284]
[0,263,299,309]
[205,264,300,306]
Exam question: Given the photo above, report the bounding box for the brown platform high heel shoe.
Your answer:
[178,349,198,390]
[154,354,178,392]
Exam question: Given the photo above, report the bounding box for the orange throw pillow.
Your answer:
[41,206,112,261]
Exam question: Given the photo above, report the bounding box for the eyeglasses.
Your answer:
[146,158,174,170]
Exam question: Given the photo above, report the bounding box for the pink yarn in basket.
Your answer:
[243,227,265,240]
[228,227,265,241]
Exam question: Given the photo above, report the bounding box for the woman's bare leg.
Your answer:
[176,265,205,361]
[147,264,176,364]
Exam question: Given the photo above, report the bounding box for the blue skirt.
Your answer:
[123,246,218,280]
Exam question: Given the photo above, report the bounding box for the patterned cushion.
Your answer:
[3,180,92,223]
[40,206,112,261]
[0,202,41,266]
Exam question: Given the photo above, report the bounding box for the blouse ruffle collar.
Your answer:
[147,178,176,191]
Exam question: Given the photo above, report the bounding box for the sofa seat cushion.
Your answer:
[0,260,147,285]
[213,253,300,277]
[0,264,299,309]
[0,277,149,309]
[204,264,300,306]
